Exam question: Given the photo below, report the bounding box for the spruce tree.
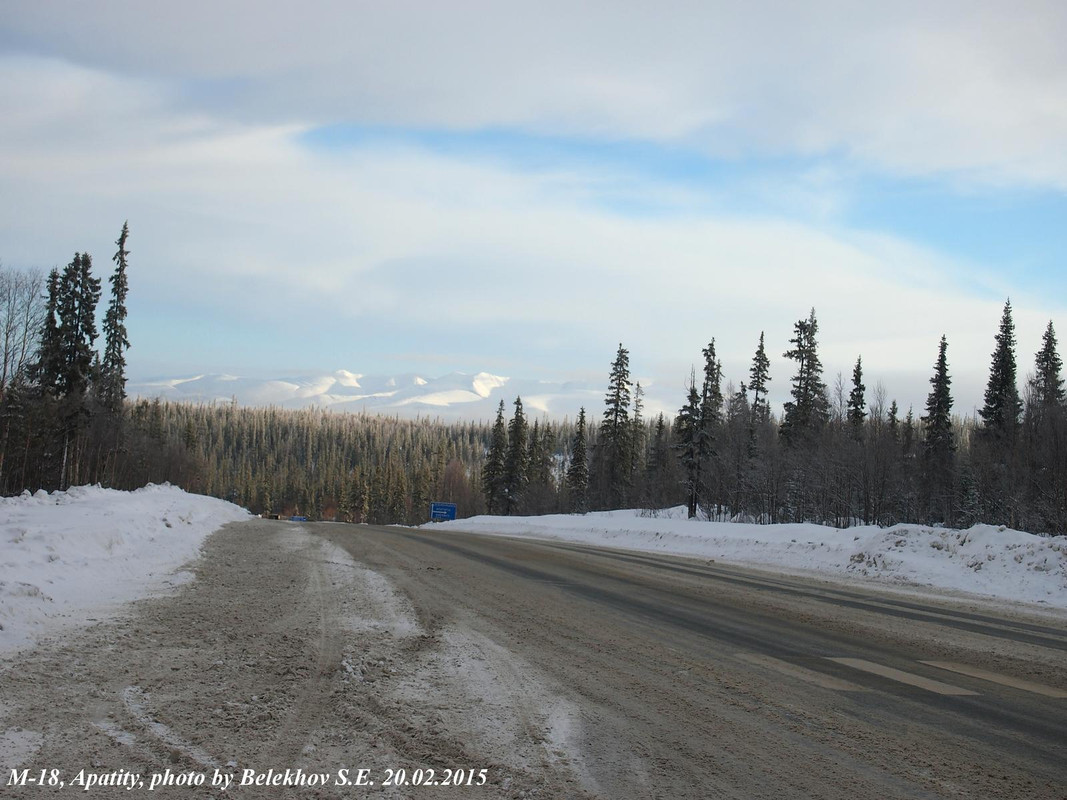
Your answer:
[76,254,102,396]
[748,331,771,426]
[56,256,81,398]
[603,344,632,434]
[37,253,101,487]
[699,339,724,509]
[674,371,705,519]
[1029,321,1064,411]
[1024,320,1067,533]
[922,335,955,521]
[597,343,633,507]
[847,356,866,433]
[55,253,101,400]
[781,308,829,442]
[565,407,589,512]
[481,400,507,513]
[979,299,1022,442]
[701,340,724,435]
[36,269,63,394]
[923,336,954,456]
[502,396,528,514]
[101,222,131,413]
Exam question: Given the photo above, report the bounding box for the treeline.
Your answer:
[546,304,1065,534]
[130,400,497,523]
[0,224,554,520]
[3,227,1065,534]
[0,224,162,494]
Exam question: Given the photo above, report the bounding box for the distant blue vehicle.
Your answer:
[290,515,308,522]
[429,502,457,522]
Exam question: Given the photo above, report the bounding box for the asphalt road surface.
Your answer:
[324,524,1067,800]
[2,519,1064,799]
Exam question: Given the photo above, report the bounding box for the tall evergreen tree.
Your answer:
[780,308,829,442]
[55,253,102,400]
[502,396,528,514]
[971,304,1024,526]
[699,339,724,508]
[56,257,80,393]
[674,371,705,519]
[36,254,102,487]
[1023,320,1067,533]
[923,336,954,457]
[602,344,632,433]
[36,269,62,394]
[922,335,955,521]
[597,343,633,507]
[748,331,771,426]
[101,222,131,413]
[481,400,507,513]
[565,407,589,512]
[701,340,724,432]
[1028,321,1065,411]
[979,299,1022,441]
[847,356,866,432]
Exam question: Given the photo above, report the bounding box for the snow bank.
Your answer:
[0,484,250,655]
[426,508,1067,610]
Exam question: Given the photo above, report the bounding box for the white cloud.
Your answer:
[0,54,1062,415]
[5,2,1067,187]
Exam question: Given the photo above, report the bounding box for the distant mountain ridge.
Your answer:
[128,370,620,421]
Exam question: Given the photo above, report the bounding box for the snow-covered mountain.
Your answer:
[128,370,624,421]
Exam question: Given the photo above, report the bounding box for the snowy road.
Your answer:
[329,525,1067,799]
[2,519,1065,799]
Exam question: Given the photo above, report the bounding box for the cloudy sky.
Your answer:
[2,1,1066,416]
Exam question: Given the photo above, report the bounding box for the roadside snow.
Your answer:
[0,484,249,655]
[426,508,1067,610]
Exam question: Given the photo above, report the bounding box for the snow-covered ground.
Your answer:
[3,486,1063,662]
[427,508,1067,611]
[0,484,249,655]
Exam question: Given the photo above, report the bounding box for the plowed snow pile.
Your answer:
[428,508,1067,609]
[0,484,249,654]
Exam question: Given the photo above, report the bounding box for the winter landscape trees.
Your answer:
[628,301,1065,534]
[1,230,1064,534]
[0,225,141,492]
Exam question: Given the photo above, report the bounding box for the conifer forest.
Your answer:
[2,227,1065,535]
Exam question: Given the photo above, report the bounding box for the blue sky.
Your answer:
[303,123,1067,287]
[2,1,1066,417]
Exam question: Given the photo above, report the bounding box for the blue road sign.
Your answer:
[429,502,457,522]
